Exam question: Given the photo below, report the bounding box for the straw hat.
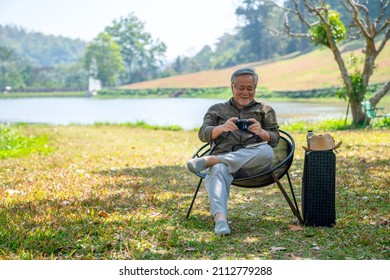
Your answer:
[303,134,342,151]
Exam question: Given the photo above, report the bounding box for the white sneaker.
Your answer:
[214,220,231,236]
[186,157,206,173]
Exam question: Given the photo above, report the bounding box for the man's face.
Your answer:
[232,74,256,108]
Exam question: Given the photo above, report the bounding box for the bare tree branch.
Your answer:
[283,11,314,38]
[354,0,372,34]
[267,1,313,40]
[340,0,353,13]
[377,19,390,33]
[369,80,390,107]
[377,27,390,53]
[373,0,388,30]
[345,0,372,38]
[303,0,324,14]
[266,0,294,12]
[292,0,317,28]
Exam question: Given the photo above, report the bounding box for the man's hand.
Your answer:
[222,117,239,132]
[248,118,261,134]
[211,117,239,140]
[248,118,270,142]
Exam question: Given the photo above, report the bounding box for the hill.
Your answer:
[122,43,390,92]
[0,25,87,67]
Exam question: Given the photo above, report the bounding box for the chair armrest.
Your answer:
[191,143,210,158]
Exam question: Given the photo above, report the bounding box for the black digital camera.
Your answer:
[235,119,253,132]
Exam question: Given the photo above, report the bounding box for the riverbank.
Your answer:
[1,89,389,106]
[0,124,388,260]
[0,91,86,98]
[1,82,387,102]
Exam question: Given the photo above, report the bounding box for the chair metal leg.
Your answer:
[271,172,304,224]
[186,177,203,219]
[286,172,301,219]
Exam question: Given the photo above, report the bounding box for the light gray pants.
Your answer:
[205,143,274,217]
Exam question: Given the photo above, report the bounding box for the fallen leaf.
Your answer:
[376,218,388,226]
[98,211,110,218]
[150,212,160,217]
[5,189,22,195]
[270,246,286,252]
[288,224,303,231]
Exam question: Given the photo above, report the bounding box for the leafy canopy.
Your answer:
[309,7,346,47]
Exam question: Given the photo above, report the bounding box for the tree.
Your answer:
[0,46,26,90]
[236,0,284,61]
[83,33,124,87]
[105,13,167,84]
[276,0,389,125]
[0,25,87,67]
[170,46,214,74]
[0,46,14,90]
[59,62,88,88]
[210,33,244,69]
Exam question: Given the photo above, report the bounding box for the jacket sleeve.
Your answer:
[262,105,280,147]
[198,107,218,143]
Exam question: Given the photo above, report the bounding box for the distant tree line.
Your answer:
[0,25,88,90]
[0,0,386,91]
[166,0,383,75]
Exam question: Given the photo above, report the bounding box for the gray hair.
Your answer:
[230,67,259,86]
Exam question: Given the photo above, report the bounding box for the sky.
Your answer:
[0,0,241,61]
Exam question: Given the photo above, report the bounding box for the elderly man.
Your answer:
[187,68,280,235]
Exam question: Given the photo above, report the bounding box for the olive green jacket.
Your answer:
[198,98,280,155]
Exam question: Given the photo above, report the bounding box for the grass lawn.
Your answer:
[0,91,86,98]
[0,124,389,260]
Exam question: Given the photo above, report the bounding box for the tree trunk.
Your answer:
[350,100,365,124]
[370,81,390,107]
[362,40,376,86]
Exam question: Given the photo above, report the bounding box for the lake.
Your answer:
[0,98,347,130]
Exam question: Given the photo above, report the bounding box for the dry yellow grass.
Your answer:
[122,43,390,91]
[1,125,389,260]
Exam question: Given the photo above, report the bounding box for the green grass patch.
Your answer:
[94,121,183,131]
[0,124,54,158]
[282,118,390,132]
[0,91,86,98]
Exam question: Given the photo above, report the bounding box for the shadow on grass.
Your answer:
[1,152,388,260]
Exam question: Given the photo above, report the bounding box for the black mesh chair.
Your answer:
[186,130,303,224]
